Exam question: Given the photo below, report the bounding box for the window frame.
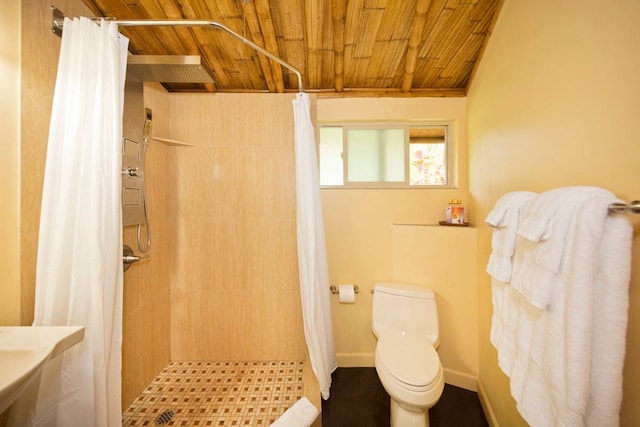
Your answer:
[317,121,456,189]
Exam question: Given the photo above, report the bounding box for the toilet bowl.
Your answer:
[371,282,445,427]
[375,332,445,427]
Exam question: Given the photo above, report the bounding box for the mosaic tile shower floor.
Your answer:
[122,360,304,426]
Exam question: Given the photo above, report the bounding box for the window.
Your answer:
[318,123,452,188]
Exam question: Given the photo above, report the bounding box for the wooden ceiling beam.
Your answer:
[304,0,318,88]
[332,0,347,92]
[402,0,432,93]
[315,87,465,98]
[253,0,286,92]
[240,1,276,92]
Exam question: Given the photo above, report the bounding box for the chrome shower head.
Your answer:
[126,55,214,83]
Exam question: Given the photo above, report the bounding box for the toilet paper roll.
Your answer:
[338,284,356,304]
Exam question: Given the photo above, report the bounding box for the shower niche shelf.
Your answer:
[152,136,194,147]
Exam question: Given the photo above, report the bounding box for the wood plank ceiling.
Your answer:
[81,0,504,97]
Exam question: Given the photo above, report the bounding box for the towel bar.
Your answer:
[608,200,640,214]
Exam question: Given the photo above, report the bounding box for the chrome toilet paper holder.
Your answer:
[329,285,359,294]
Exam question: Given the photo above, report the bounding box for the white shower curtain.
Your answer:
[293,93,337,400]
[30,18,128,427]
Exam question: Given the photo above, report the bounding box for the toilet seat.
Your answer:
[376,332,441,392]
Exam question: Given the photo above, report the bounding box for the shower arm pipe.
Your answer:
[50,9,304,92]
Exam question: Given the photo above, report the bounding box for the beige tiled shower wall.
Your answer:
[120,83,175,407]
[168,93,307,362]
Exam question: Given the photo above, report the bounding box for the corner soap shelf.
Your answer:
[152,136,194,147]
[392,223,474,228]
[438,221,470,227]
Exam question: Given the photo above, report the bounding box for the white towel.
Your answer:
[489,189,632,427]
[517,186,612,242]
[270,397,319,427]
[485,191,537,282]
[485,191,538,228]
[511,187,616,309]
[584,213,631,426]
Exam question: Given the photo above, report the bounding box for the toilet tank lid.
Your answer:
[374,282,435,299]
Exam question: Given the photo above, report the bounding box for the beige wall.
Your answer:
[0,0,21,325]
[167,93,307,362]
[467,0,640,425]
[391,224,478,390]
[317,97,479,387]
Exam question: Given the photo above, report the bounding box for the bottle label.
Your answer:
[446,206,465,224]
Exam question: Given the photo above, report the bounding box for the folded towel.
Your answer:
[485,191,537,228]
[270,397,319,427]
[511,187,618,309]
[490,278,519,374]
[489,188,632,427]
[485,191,537,282]
[517,186,612,242]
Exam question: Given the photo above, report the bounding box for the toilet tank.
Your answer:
[372,281,440,347]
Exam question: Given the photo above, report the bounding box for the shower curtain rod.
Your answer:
[50,6,304,92]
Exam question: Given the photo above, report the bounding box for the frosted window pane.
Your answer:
[347,129,404,182]
[319,127,343,185]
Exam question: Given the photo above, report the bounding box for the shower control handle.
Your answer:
[123,245,149,272]
[123,254,147,263]
[122,167,141,178]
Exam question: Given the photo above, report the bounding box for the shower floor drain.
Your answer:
[155,409,175,425]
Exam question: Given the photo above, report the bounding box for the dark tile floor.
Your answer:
[322,368,489,427]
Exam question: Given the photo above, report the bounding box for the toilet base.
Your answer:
[390,398,429,427]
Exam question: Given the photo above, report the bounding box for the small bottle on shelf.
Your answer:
[446,199,465,224]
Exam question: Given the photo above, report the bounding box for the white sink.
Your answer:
[0,326,85,414]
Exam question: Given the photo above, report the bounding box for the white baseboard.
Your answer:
[443,368,477,391]
[477,380,499,427]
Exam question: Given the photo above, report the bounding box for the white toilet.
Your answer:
[372,282,445,427]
